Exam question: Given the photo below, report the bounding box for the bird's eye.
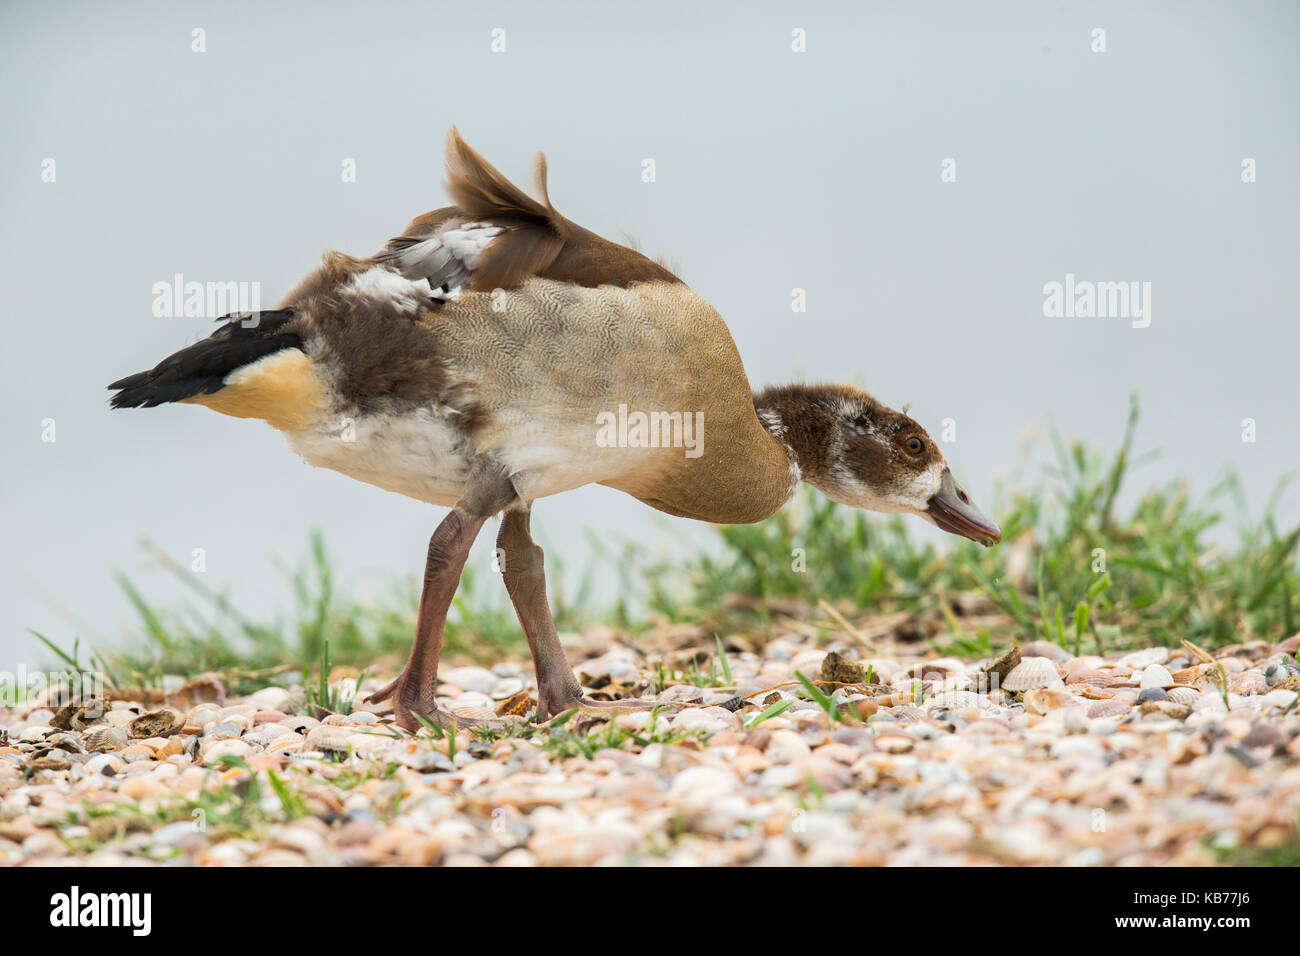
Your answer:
[905,437,924,455]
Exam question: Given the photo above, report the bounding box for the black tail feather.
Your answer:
[108,310,301,409]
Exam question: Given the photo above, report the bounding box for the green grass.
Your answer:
[382,704,705,759]
[637,397,1299,654]
[59,758,339,854]
[538,707,707,758]
[30,400,1300,691]
[38,531,546,698]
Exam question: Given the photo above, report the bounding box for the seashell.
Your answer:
[495,691,536,718]
[976,645,1022,692]
[1002,658,1064,692]
[1263,661,1300,687]
[886,705,925,723]
[266,735,305,755]
[168,674,226,711]
[1065,669,1112,688]
[490,678,526,700]
[26,753,71,773]
[1217,657,1246,675]
[72,700,110,731]
[85,726,128,753]
[1237,640,1273,661]
[1228,671,1266,696]
[1277,633,1300,655]
[925,691,996,712]
[206,721,242,740]
[904,661,956,681]
[103,709,136,729]
[305,725,357,753]
[345,732,394,758]
[1259,688,1298,711]
[1122,647,1171,669]
[873,732,915,754]
[1023,688,1077,715]
[1087,698,1132,719]
[129,709,180,739]
[1137,687,1171,703]
[1139,665,1175,689]
[1080,686,1116,700]
[1020,641,1072,663]
[43,732,85,754]
[121,742,157,760]
[1240,722,1285,752]
[392,740,454,772]
[875,693,916,708]
[1139,701,1190,720]
[1166,686,1200,705]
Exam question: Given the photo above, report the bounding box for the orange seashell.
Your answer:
[1066,669,1111,688]
[1024,688,1077,715]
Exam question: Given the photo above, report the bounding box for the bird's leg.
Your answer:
[365,508,485,731]
[497,508,670,721]
[368,468,516,732]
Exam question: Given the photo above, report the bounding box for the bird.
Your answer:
[108,129,1001,731]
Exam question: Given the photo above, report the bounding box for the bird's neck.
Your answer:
[752,383,851,490]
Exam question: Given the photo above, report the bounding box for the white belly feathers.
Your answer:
[285,406,472,507]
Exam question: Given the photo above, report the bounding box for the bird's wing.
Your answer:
[375,128,679,294]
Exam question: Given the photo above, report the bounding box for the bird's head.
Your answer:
[756,383,1001,547]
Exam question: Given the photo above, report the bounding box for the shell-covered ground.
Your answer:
[2,624,1298,866]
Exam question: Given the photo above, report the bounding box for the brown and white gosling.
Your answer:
[109,130,1001,730]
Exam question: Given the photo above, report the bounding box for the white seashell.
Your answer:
[266,735,305,755]
[925,691,997,712]
[1139,664,1175,689]
[1002,658,1063,692]
[1260,688,1299,710]
[1166,686,1200,705]
[200,738,253,763]
[874,732,914,753]
[439,666,498,694]
[1087,698,1132,719]
[246,687,292,711]
[1121,647,1170,669]
[104,710,136,729]
[347,732,394,757]
[490,678,526,700]
[305,725,357,753]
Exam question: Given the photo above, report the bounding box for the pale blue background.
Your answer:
[2,0,1297,670]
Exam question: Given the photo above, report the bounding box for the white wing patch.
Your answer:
[343,267,428,313]
[438,222,501,267]
[379,221,502,298]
